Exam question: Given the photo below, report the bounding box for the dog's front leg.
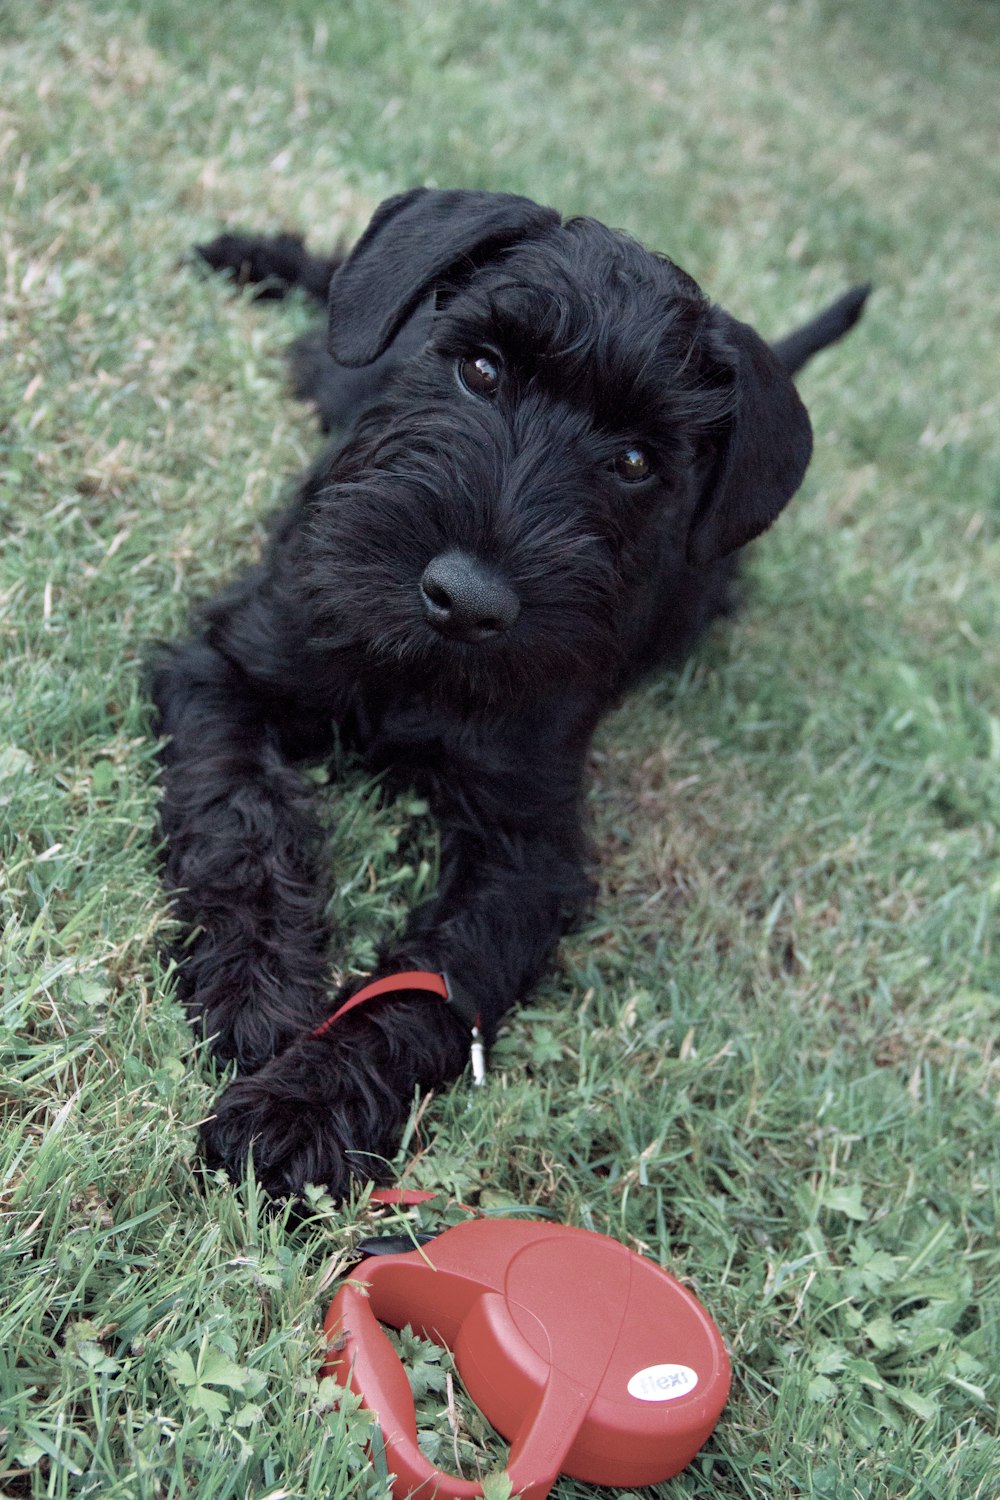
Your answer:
[199,807,592,1201]
[151,636,334,1073]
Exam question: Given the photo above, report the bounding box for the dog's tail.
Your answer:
[771,284,871,375]
[193,231,344,303]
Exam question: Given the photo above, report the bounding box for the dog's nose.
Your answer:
[420,551,520,642]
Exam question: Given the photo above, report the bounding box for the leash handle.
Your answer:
[327,1278,483,1500]
[325,1261,580,1500]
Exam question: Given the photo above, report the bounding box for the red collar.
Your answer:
[310,970,481,1039]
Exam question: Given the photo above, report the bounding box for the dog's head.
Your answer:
[302,188,812,707]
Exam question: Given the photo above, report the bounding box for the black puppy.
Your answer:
[153,188,867,1199]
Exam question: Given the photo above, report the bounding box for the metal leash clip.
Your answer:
[469,1024,486,1086]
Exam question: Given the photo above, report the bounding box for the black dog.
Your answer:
[152,188,868,1200]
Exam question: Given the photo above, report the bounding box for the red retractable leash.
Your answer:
[324,1214,729,1499]
[315,975,731,1498]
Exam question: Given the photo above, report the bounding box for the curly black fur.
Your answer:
[151,187,868,1200]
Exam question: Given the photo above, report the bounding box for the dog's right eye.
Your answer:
[611,446,653,483]
[457,353,501,398]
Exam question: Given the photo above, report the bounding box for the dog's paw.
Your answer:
[198,1034,398,1201]
[193,231,308,298]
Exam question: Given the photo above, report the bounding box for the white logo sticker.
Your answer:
[627,1364,699,1402]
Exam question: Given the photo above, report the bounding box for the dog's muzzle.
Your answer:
[419,550,520,643]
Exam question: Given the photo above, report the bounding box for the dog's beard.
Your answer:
[300,471,622,710]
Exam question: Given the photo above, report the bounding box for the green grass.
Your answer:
[1,1,998,1496]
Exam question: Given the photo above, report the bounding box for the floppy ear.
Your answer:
[685,310,813,566]
[327,187,561,367]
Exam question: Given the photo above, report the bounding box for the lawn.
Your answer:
[1,1,997,1497]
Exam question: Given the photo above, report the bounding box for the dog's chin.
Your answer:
[355,622,611,713]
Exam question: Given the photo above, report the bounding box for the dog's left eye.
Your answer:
[457,353,501,398]
[612,446,652,483]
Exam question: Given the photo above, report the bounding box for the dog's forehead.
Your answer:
[441,218,710,423]
[521,215,701,300]
[482,220,695,317]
